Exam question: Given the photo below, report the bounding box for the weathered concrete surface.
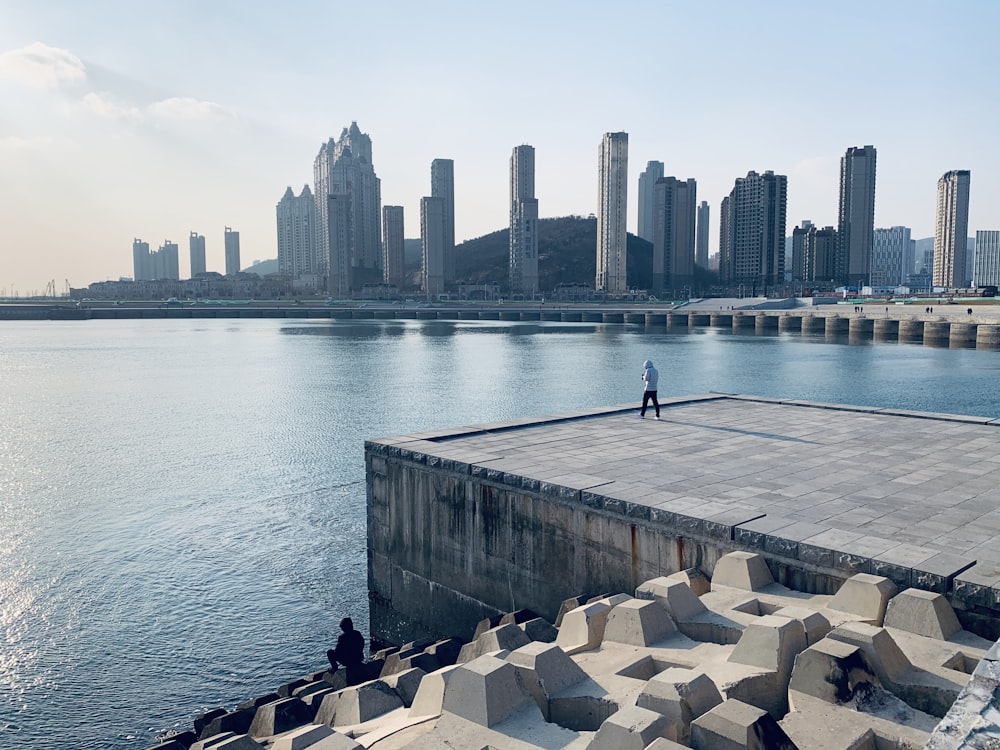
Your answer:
[366,396,1000,648]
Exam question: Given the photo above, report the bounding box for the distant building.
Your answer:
[791,220,813,281]
[973,230,1000,287]
[189,232,206,277]
[153,240,180,281]
[837,145,877,285]
[421,196,445,294]
[224,227,241,276]
[509,145,539,295]
[871,226,911,287]
[810,227,838,283]
[313,122,382,282]
[431,159,455,282]
[719,170,787,290]
[132,238,151,281]
[651,177,696,295]
[327,195,352,297]
[637,160,664,243]
[932,170,971,287]
[596,132,628,293]
[382,206,405,288]
[276,185,316,278]
[696,201,709,269]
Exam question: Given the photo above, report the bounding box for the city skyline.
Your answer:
[2,2,999,294]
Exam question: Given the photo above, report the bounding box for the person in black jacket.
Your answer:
[326,617,365,685]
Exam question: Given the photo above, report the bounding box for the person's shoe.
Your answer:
[655,415,660,420]
[636,412,645,418]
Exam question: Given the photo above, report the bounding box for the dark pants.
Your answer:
[641,390,659,417]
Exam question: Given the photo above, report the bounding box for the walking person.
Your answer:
[638,359,660,420]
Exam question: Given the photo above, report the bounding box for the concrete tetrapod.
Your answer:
[636,577,747,645]
[690,698,799,750]
[711,551,775,592]
[883,588,962,640]
[826,573,896,625]
[440,653,539,728]
[725,615,808,716]
[504,641,589,721]
[586,704,672,749]
[602,598,677,647]
[636,667,724,744]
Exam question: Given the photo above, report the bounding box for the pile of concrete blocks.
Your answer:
[145,551,1000,750]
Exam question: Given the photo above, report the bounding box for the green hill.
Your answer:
[453,216,655,290]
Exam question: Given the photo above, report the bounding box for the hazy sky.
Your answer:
[1,1,998,294]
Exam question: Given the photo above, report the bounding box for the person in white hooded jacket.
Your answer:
[639,359,660,419]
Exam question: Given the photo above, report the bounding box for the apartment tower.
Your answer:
[696,201,709,269]
[718,170,787,289]
[973,231,1000,287]
[382,206,405,288]
[509,145,539,295]
[596,132,628,293]
[431,159,455,282]
[421,197,445,295]
[871,226,911,287]
[837,145,877,286]
[224,227,240,276]
[651,177,697,295]
[276,185,316,278]
[932,170,971,288]
[313,122,382,284]
[637,160,664,243]
[132,239,151,281]
[189,232,206,277]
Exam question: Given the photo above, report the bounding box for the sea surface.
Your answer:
[2,318,999,749]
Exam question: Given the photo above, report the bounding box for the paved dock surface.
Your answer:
[377,394,1000,604]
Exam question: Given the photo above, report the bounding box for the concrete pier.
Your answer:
[873,318,899,340]
[710,312,733,327]
[950,322,977,348]
[848,317,873,337]
[824,316,848,336]
[801,315,825,334]
[777,314,801,332]
[367,395,1000,648]
[924,320,951,347]
[977,324,1000,349]
[689,313,710,327]
[755,314,778,334]
[899,318,924,343]
[732,313,754,333]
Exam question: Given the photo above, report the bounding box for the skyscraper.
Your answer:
[189,232,206,277]
[696,201,709,269]
[382,205,405,288]
[276,185,316,278]
[651,177,696,295]
[871,226,911,287]
[837,145,877,286]
[224,227,240,276]
[150,240,179,281]
[327,194,351,296]
[791,220,813,282]
[509,145,539,295]
[596,132,628,293]
[313,122,382,284]
[431,159,455,282]
[132,238,151,281]
[421,196,445,295]
[718,170,787,289]
[973,231,1000,287]
[637,160,664,243]
[932,170,971,288]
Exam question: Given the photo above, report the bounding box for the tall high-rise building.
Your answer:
[871,226,911,287]
[224,227,240,276]
[791,220,813,281]
[327,194,351,296]
[382,205,405,288]
[973,230,1000,287]
[276,185,316,278]
[421,196,445,295]
[651,177,696,295]
[932,170,971,288]
[132,238,151,281]
[718,170,787,289]
[313,122,382,285]
[696,201,709,269]
[837,145,877,285]
[189,232,206,277]
[596,132,628,293]
[811,227,838,282]
[637,160,664,243]
[431,159,455,282]
[150,240,180,281]
[509,145,539,295]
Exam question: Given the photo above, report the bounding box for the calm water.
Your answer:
[2,318,999,749]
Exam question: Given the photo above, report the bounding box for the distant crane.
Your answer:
[64,279,71,297]
[44,279,56,298]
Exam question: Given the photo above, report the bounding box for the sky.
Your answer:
[1,0,998,295]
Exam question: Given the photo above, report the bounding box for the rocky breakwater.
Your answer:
[145,551,999,750]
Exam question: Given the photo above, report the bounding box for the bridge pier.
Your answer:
[825,316,848,336]
[873,318,899,341]
[778,314,801,332]
[923,320,950,347]
[949,322,977,348]
[976,324,1000,349]
[755,314,778,334]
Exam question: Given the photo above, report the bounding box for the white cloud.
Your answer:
[0,42,86,89]
[148,97,233,121]
[83,92,143,121]
[0,135,54,150]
